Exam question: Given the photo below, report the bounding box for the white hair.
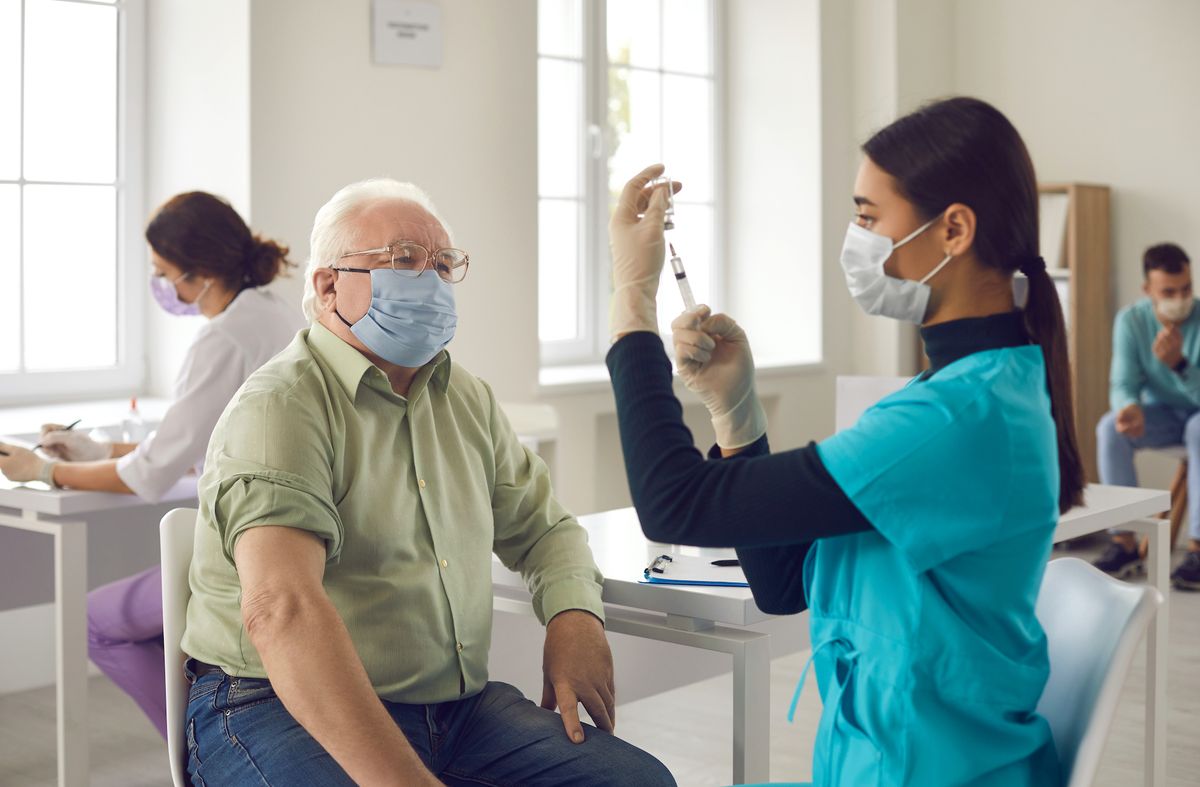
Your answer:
[301,178,455,321]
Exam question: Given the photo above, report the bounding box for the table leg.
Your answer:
[55,520,89,787]
[732,634,771,784]
[1129,517,1169,787]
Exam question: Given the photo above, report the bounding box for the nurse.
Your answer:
[605,97,1084,785]
[0,191,304,739]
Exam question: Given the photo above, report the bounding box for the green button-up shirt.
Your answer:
[181,323,604,703]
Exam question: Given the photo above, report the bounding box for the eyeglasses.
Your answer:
[332,240,470,284]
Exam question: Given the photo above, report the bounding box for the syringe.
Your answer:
[669,243,697,311]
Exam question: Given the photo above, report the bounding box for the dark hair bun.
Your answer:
[245,236,293,287]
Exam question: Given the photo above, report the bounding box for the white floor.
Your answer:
[1,540,1198,786]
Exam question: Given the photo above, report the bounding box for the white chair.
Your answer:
[160,507,199,787]
[1035,557,1163,786]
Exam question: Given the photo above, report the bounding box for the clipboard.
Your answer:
[640,553,750,587]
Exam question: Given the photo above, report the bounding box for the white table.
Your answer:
[493,483,1172,785]
[0,477,198,787]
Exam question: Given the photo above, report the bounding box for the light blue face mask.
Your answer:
[333,268,457,367]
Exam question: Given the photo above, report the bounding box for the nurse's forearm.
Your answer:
[51,460,134,495]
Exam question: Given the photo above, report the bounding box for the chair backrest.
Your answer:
[159,507,198,787]
[1035,557,1162,786]
[834,376,909,432]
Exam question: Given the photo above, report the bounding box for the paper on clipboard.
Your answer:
[640,553,750,587]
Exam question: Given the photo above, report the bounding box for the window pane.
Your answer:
[607,0,660,69]
[607,68,662,200]
[538,58,583,198]
[662,0,712,75]
[538,0,583,59]
[539,199,582,343]
[23,185,117,370]
[24,0,117,183]
[0,185,17,371]
[662,74,713,202]
[0,0,19,180]
[659,203,713,335]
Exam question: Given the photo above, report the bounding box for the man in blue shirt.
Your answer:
[1095,243,1200,589]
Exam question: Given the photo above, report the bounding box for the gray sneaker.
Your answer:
[1093,542,1143,579]
[1171,552,1200,591]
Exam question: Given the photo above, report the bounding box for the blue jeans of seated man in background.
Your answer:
[1097,404,1200,540]
[185,671,676,787]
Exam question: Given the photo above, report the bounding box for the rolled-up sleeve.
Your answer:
[484,382,604,626]
[198,388,343,567]
[118,331,249,502]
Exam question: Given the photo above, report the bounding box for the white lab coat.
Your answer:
[116,287,305,502]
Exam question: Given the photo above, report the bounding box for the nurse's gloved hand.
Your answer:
[608,163,681,342]
[39,424,112,462]
[672,306,767,449]
[0,443,55,486]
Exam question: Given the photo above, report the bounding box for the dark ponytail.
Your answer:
[863,97,1084,513]
[145,192,294,291]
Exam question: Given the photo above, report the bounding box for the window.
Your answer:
[538,0,719,367]
[0,0,144,404]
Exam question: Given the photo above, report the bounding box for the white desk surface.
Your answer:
[1057,484,1170,541]
[494,483,1171,629]
[0,476,198,518]
[493,507,771,627]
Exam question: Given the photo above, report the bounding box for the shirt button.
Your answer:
[456,642,464,653]
[418,479,427,489]
[440,558,448,568]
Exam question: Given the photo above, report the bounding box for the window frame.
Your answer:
[538,0,725,368]
[0,0,146,406]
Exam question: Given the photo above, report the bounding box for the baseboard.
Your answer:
[0,603,102,695]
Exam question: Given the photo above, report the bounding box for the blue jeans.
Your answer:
[184,672,675,786]
[1097,404,1200,540]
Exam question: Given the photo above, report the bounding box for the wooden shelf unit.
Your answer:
[1040,182,1112,484]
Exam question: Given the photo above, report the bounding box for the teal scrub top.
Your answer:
[810,345,1062,786]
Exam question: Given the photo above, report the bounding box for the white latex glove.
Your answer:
[40,423,112,462]
[672,306,767,449]
[0,442,56,486]
[608,163,680,341]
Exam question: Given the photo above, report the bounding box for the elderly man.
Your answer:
[180,178,675,786]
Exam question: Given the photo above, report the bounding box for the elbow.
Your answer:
[750,591,807,616]
[240,586,320,650]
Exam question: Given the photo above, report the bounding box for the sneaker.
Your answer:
[1171,552,1200,591]
[1093,542,1143,579]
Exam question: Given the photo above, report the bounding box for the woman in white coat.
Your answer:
[0,191,305,738]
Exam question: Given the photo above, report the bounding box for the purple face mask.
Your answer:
[150,273,206,316]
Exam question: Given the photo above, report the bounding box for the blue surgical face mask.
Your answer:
[334,269,457,367]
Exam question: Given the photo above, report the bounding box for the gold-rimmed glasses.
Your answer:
[332,240,470,283]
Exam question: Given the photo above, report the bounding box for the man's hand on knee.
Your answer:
[540,610,615,743]
[1116,404,1145,439]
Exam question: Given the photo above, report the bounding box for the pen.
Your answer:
[34,418,81,451]
[710,559,740,567]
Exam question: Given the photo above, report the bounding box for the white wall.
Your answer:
[143,0,253,396]
[952,0,1200,315]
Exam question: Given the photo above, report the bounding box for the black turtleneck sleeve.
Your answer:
[605,332,873,615]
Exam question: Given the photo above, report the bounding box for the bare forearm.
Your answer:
[109,442,138,458]
[247,595,438,786]
[51,460,133,494]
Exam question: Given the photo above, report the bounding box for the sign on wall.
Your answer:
[372,0,443,68]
